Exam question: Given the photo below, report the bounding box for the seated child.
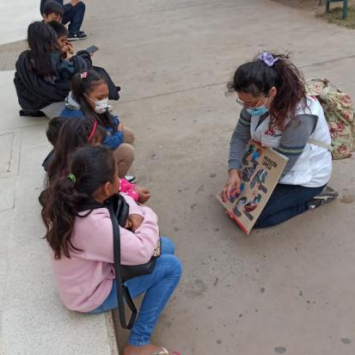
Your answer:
[42,117,67,170]
[48,20,121,101]
[42,0,63,23]
[44,117,150,203]
[42,0,87,41]
[60,70,134,178]
[40,145,181,355]
[14,21,91,118]
[48,21,74,59]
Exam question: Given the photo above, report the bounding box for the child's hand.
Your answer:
[128,214,144,232]
[63,42,74,55]
[124,219,133,230]
[135,185,151,204]
[67,42,74,55]
[117,122,123,132]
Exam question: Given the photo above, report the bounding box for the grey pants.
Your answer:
[41,102,66,119]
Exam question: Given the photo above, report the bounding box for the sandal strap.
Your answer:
[152,347,169,355]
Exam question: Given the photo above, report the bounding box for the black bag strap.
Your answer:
[108,202,138,330]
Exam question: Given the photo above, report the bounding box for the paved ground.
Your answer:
[0,70,118,355]
[1,0,355,354]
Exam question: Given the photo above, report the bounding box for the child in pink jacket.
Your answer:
[40,146,181,355]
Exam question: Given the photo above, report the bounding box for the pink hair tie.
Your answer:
[88,121,98,142]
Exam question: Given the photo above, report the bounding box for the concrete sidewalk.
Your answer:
[0,70,118,355]
[1,0,355,354]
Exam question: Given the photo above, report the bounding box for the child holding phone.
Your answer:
[48,21,121,101]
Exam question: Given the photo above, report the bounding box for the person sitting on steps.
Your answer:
[14,21,92,118]
[40,145,182,355]
[42,117,150,203]
[41,0,87,41]
[60,70,135,178]
[48,20,121,101]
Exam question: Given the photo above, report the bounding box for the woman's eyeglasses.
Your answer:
[235,95,268,110]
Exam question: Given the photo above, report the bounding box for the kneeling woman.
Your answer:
[222,52,338,228]
[41,146,182,355]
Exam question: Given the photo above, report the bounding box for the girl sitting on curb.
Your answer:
[40,145,181,355]
[43,117,150,203]
[60,70,135,178]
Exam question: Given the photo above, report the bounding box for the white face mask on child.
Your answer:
[94,98,110,114]
[86,94,111,114]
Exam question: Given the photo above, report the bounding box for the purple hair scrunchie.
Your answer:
[257,52,279,67]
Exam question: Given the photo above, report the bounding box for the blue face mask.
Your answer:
[246,105,269,116]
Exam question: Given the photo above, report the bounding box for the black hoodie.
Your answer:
[13,49,91,111]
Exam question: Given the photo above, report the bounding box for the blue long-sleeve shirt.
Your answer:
[60,106,123,150]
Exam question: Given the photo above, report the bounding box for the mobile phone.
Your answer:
[86,45,99,54]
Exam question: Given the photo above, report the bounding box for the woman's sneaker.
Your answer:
[307,186,339,210]
[68,32,87,41]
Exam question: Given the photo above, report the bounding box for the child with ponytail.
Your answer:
[222,52,337,228]
[60,70,135,178]
[44,117,150,203]
[41,145,181,355]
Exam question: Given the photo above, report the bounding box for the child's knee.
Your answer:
[170,256,183,279]
[159,255,183,279]
[160,236,175,255]
[115,143,135,162]
[122,127,135,145]
[77,1,86,10]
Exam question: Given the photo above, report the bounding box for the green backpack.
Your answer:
[306,78,355,160]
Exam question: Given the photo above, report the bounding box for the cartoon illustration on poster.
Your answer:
[228,182,246,203]
[217,140,288,234]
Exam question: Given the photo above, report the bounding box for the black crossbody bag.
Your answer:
[82,194,161,329]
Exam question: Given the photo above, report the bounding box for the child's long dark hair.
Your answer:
[47,117,106,183]
[27,21,59,78]
[228,52,306,130]
[71,70,115,128]
[41,146,116,259]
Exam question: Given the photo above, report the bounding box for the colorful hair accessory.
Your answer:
[87,121,98,142]
[68,173,77,184]
[80,71,88,79]
[257,52,279,67]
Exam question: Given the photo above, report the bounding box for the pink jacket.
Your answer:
[50,195,159,312]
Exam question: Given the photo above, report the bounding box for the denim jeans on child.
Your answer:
[89,237,182,347]
[255,183,326,228]
[62,2,86,35]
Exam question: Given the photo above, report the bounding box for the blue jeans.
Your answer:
[63,2,86,35]
[255,183,326,228]
[89,237,182,347]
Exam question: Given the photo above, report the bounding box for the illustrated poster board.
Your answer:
[217,140,288,234]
